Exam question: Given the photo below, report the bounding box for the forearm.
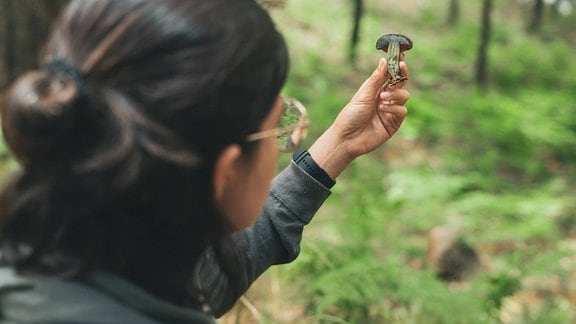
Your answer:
[191,161,331,317]
[244,160,331,272]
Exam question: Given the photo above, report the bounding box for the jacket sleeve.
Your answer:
[189,161,332,317]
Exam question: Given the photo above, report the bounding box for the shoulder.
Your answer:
[0,267,214,324]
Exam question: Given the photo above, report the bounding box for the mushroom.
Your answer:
[376,33,413,87]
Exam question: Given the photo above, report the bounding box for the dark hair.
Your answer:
[0,0,288,304]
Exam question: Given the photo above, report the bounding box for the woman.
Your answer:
[0,0,409,322]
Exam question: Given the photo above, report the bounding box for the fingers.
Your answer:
[353,58,410,104]
[378,90,408,123]
[374,57,388,81]
[378,100,408,117]
[367,58,389,91]
[353,58,388,100]
[399,61,409,80]
[385,61,410,90]
[380,88,410,106]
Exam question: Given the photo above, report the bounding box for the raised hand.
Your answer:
[308,58,410,179]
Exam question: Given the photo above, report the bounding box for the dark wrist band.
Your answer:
[292,148,335,189]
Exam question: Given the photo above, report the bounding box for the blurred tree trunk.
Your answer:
[475,0,492,91]
[348,0,364,65]
[0,0,69,92]
[447,0,460,26]
[527,0,545,32]
[552,0,561,19]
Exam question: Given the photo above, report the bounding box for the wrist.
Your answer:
[307,127,355,180]
[292,148,336,188]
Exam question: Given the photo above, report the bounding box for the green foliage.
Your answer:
[491,35,576,91]
[0,133,18,183]
[484,271,522,310]
[307,257,391,321]
[290,244,494,323]
[272,0,576,322]
[410,88,576,185]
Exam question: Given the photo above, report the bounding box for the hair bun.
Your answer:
[1,70,81,165]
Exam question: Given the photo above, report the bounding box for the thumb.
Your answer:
[354,58,388,100]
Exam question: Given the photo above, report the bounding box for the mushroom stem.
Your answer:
[375,33,412,88]
[386,41,402,83]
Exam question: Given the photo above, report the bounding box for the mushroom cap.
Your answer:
[376,33,413,52]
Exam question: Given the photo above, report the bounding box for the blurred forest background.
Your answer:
[1,0,575,323]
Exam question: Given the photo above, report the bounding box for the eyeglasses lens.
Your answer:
[277,99,308,152]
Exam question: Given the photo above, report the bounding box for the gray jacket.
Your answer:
[0,162,331,323]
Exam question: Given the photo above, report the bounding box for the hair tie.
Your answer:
[44,58,87,96]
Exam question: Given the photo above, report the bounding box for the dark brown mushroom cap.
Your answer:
[376,33,413,52]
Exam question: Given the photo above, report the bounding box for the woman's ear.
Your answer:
[213,144,243,202]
